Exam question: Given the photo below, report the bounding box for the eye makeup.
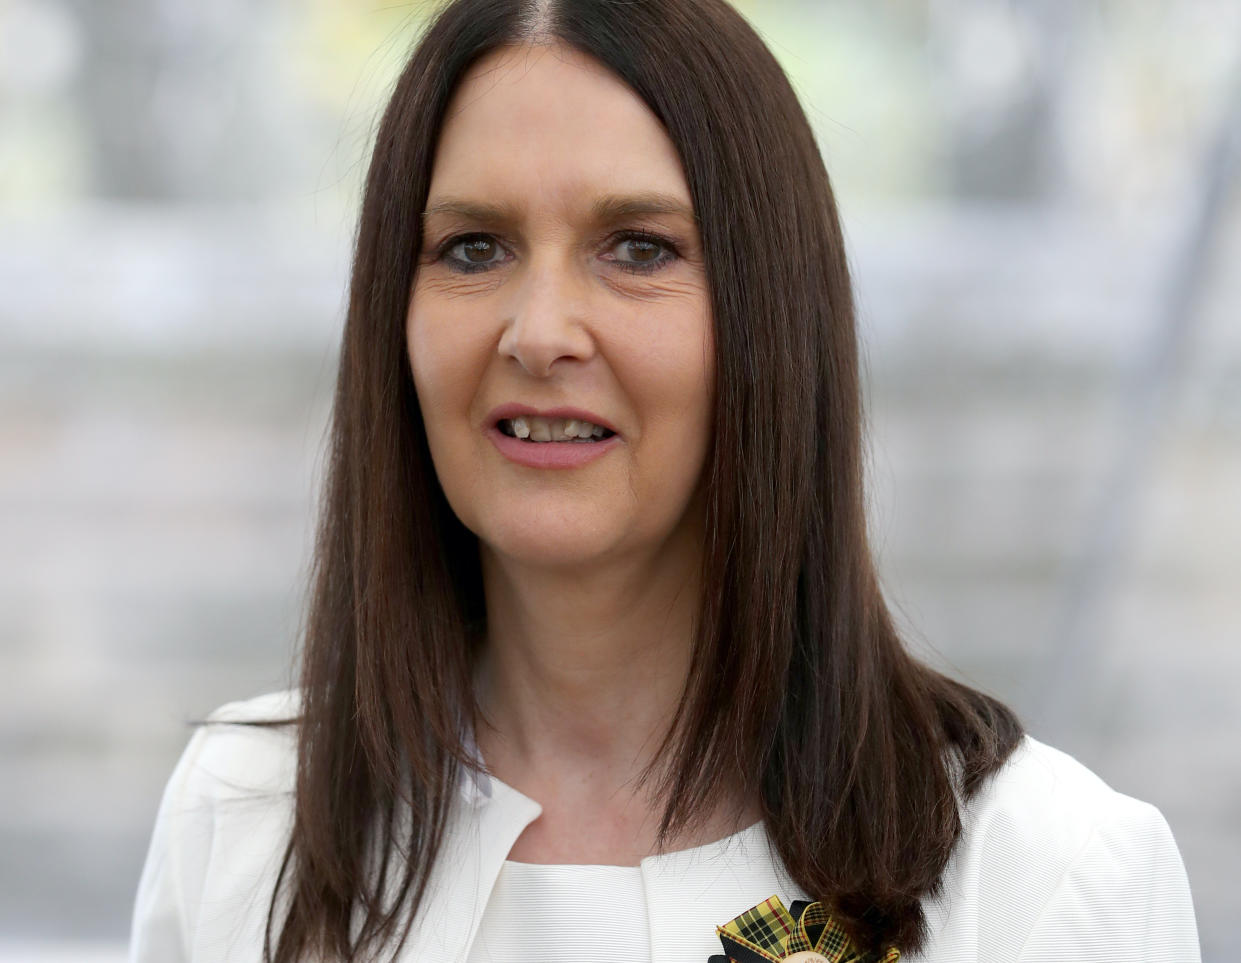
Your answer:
[428,228,683,276]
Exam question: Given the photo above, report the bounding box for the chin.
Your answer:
[476,513,624,571]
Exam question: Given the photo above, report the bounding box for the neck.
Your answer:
[473,537,700,792]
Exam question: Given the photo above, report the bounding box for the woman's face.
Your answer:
[407,43,714,570]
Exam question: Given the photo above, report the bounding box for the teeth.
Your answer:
[502,415,610,442]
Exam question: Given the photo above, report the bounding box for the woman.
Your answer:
[130,1,1201,961]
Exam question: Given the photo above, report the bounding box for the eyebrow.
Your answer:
[421,191,697,225]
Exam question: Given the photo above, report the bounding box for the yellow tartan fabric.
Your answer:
[715,895,900,963]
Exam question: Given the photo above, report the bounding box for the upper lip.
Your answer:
[486,403,619,435]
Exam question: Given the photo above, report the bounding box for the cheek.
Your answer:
[406,297,481,491]
[407,297,491,531]
[407,296,483,422]
[671,320,716,491]
[406,294,433,401]
[621,311,715,482]
[640,313,714,432]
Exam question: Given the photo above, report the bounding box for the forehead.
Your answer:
[427,43,692,216]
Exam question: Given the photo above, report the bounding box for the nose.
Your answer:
[497,256,596,378]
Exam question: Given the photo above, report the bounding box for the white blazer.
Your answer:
[130,690,1201,962]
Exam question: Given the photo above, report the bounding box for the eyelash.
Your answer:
[432,229,679,276]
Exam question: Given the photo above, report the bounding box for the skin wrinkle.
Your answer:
[418,203,705,307]
[417,234,703,298]
[422,191,699,227]
[415,270,506,299]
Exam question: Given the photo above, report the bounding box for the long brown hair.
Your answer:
[269,1,1023,959]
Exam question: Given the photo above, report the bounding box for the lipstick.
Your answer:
[484,404,621,470]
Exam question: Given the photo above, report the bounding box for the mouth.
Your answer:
[495,415,617,444]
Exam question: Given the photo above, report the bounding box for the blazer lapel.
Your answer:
[398,751,543,962]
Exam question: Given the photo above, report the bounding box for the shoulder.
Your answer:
[919,735,1200,961]
[207,687,301,723]
[179,688,301,801]
[961,735,1158,867]
[130,690,301,963]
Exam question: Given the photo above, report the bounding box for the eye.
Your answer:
[608,231,678,274]
[433,229,679,275]
[439,233,510,274]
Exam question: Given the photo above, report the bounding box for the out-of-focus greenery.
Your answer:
[1,0,1238,212]
[287,0,434,114]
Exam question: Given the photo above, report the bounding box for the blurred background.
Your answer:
[1,0,1238,959]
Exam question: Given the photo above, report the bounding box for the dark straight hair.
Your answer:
[269,0,1023,959]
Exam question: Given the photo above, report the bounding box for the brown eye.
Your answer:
[462,237,496,262]
[609,231,677,274]
[439,233,508,273]
[622,238,661,262]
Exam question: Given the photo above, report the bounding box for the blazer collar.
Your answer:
[402,728,543,962]
[456,722,499,809]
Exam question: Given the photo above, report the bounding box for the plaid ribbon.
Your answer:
[708,895,900,963]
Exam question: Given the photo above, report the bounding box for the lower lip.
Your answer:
[487,426,620,469]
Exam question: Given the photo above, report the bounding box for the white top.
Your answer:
[129,690,1202,962]
[467,860,651,962]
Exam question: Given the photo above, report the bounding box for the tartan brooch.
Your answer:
[708,895,900,963]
